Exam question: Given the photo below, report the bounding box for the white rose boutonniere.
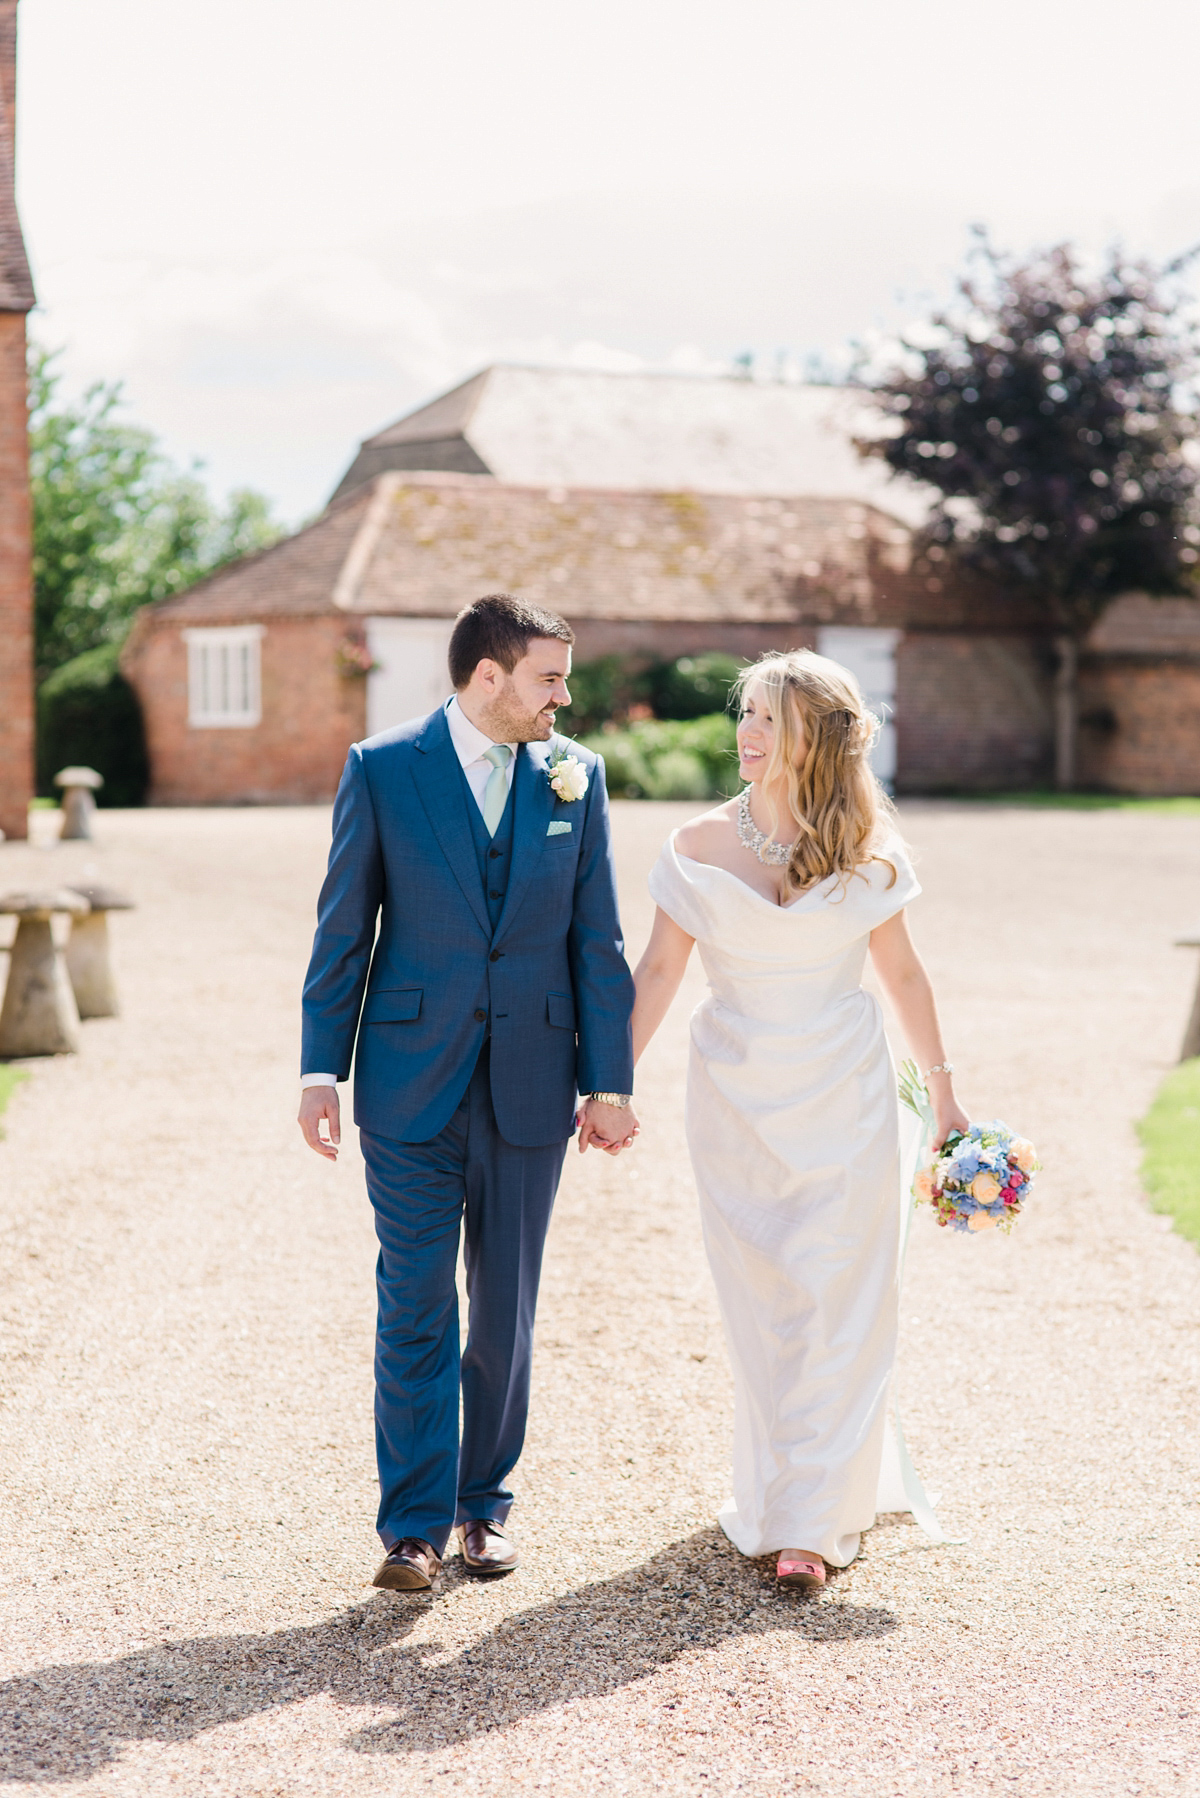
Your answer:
[548,747,589,804]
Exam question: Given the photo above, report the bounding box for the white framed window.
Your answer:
[183,625,265,728]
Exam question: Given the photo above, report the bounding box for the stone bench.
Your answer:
[1175,932,1200,1062]
[64,883,135,1019]
[0,890,90,1058]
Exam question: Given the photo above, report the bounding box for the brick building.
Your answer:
[121,368,1200,803]
[0,0,35,841]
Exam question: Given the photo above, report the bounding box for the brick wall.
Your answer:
[1077,657,1200,795]
[124,614,367,804]
[895,633,1055,792]
[0,309,31,838]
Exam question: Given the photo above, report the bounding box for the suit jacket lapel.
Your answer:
[410,708,491,939]
[493,739,555,944]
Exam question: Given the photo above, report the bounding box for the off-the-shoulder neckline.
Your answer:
[667,830,904,913]
[670,840,832,912]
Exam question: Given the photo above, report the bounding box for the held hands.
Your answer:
[576,1097,641,1157]
[299,1085,341,1161]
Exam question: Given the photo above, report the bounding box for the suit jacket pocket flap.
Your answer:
[546,990,576,1030]
[363,987,423,1024]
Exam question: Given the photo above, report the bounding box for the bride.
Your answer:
[632,649,967,1588]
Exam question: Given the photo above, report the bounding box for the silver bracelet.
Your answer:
[924,1061,954,1078]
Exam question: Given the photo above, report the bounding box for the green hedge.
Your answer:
[36,642,149,807]
[564,652,742,736]
[646,653,742,722]
[582,713,739,801]
[1138,1057,1200,1246]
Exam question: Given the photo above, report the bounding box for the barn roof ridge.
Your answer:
[328,364,934,522]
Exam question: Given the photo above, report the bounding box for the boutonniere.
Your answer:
[548,745,589,803]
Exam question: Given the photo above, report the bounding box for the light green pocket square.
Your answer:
[547,819,573,836]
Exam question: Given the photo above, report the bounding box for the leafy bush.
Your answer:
[30,344,282,683]
[583,713,739,800]
[647,652,742,721]
[36,642,149,807]
[565,652,741,736]
[562,656,652,736]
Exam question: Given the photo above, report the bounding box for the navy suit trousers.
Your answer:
[361,1043,569,1556]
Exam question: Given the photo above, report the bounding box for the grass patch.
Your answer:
[1138,1058,1200,1245]
[0,1065,28,1136]
[923,792,1200,814]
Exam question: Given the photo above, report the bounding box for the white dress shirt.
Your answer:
[301,697,518,1090]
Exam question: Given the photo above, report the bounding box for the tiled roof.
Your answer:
[139,473,912,631]
[352,476,901,622]
[331,365,931,524]
[366,370,491,447]
[1085,593,1200,654]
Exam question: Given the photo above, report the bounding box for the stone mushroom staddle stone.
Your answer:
[0,890,90,1058]
[64,883,134,1019]
[53,767,104,841]
[1175,932,1200,1060]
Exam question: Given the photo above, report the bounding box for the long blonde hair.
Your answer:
[733,649,897,897]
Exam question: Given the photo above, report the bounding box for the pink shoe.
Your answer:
[776,1553,826,1589]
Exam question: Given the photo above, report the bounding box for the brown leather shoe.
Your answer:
[458,1518,519,1573]
[372,1537,442,1591]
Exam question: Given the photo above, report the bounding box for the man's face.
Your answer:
[478,638,572,742]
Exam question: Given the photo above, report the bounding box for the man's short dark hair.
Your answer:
[448,593,575,690]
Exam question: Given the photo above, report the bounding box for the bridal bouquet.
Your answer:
[898,1060,1040,1234]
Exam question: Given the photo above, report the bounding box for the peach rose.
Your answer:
[968,1209,997,1232]
[1010,1138,1037,1173]
[913,1168,935,1202]
[971,1172,1001,1204]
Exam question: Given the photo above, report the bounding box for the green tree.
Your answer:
[30,345,282,683]
[856,235,1200,787]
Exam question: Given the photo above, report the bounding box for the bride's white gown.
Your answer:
[648,830,921,1567]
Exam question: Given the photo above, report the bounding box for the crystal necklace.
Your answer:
[736,787,794,866]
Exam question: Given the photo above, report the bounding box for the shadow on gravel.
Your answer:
[0,1531,896,1779]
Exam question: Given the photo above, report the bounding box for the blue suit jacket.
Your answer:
[301,706,635,1147]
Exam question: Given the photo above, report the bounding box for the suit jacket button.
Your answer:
[489,889,503,899]
[474,1008,487,1022]
[489,950,502,962]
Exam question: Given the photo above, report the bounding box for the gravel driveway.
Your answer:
[0,799,1197,1797]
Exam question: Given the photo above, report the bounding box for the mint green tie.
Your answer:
[481,744,512,836]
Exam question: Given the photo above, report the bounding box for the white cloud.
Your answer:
[18,0,1200,517]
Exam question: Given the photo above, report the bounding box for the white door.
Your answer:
[365,618,456,736]
[816,627,900,789]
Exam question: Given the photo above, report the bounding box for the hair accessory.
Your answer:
[923,1061,954,1078]
[736,787,794,866]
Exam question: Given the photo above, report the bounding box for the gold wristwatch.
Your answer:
[586,1092,632,1108]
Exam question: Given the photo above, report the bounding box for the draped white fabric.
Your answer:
[648,831,921,1566]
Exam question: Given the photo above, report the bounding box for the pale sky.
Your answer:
[19,0,1200,519]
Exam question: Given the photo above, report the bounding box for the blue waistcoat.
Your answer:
[463,762,514,936]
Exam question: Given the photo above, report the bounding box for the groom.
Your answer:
[298,593,637,1590]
